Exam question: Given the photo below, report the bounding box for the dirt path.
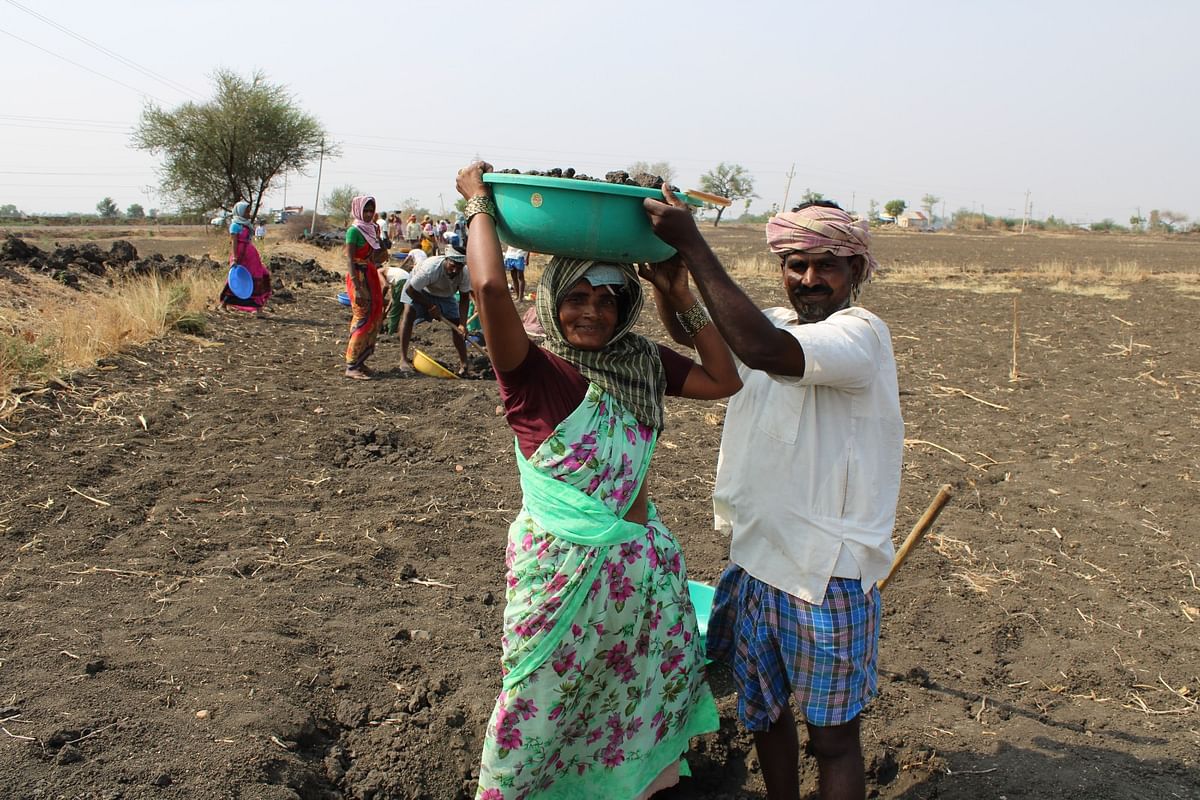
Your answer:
[1,264,1198,799]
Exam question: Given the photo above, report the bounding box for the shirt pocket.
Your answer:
[755,382,805,445]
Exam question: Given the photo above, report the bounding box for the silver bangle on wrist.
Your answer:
[675,300,710,337]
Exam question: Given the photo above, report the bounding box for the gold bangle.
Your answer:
[675,301,710,337]
[464,194,496,224]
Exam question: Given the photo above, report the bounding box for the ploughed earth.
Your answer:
[0,228,1198,799]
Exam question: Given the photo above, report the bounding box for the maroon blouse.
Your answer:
[497,345,693,457]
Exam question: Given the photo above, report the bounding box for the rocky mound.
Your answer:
[0,235,219,288]
[267,255,341,286]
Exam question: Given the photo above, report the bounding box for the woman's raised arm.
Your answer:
[640,257,741,400]
[456,161,530,372]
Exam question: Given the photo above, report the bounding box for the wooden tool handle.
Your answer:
[879,483,953,592]
[439,318,489,359]
[685,189,732,207]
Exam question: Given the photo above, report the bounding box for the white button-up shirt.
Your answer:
[713,306,903,603]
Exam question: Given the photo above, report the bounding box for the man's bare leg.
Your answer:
[807,717,864,800]
[451,327,469,375]
[753,704,800,800]
[398,305,417,371]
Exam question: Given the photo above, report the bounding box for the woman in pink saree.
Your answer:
[219,201,272,314]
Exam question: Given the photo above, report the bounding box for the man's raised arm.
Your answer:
[644,192,805,377]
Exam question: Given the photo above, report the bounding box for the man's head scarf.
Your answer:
[535,257,666,430]
[351,195,381,250]
[765,205,879,284]
[232,201,252,228]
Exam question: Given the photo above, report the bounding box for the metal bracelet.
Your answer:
[675,301,711,337]
[464,194,496,224]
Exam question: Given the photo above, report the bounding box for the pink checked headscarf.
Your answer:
[351,195,381,250]
[766,206,879,282]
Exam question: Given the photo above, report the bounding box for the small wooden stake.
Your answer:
[1009,296,1020,382]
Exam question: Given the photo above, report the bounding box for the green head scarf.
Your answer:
[535,257,666,430]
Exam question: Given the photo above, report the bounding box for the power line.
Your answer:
[3,0,200,99]
[0,113,130,127]
[0,170,154,176]
[0,122,130,135]
[0,26,164,102]
[3,183,150,189]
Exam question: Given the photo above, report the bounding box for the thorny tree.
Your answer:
[133,69,335,219]
[699,163,756,227]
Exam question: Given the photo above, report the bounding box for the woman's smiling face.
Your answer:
[558,279,619,350]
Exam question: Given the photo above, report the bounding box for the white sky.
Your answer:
[2,0,1197,224]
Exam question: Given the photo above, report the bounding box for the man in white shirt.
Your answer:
[397,244,473,376]
[645,195,902,800]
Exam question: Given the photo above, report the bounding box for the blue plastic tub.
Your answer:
[227,264,254,300]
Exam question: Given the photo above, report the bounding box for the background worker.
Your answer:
[343,195,388,380]
[405,214,420,249]
[502,243,529,300]
[397,243,472,376]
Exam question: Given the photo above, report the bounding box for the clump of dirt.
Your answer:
[492,168,675,191]
[331,426,414,469]
[0,234,40,262]
[301,230,349,250]
[268,255,341,287]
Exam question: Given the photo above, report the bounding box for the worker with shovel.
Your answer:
[645,196,903,800]
[397,242,473,376]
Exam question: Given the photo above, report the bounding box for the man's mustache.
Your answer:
[794,286,832,296]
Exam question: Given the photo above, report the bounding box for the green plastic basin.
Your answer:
[483,174,703,263]
[688,580,715,648]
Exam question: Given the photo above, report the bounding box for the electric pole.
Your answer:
[781,163,796,212]
[310,138,324,236]
[1020,189,1031,234]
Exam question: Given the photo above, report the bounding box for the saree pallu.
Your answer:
[345,263,382,369]
[476,384,718,800]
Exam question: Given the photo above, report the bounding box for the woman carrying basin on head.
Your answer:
[455,161,742,799]
[219,200,272,314]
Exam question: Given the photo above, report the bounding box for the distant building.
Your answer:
[897,210,929,230]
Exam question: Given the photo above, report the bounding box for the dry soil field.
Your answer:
[0,226,1198,799]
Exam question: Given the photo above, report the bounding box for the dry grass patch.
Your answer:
[883,257,1159,299]
[928,532,1022,595]
[0,269,223,396]
[1034,258,1147,283]
[879,259,986,283]
[727,254,777,275]
[968,281,1022,295]
[1048,283,1131,300]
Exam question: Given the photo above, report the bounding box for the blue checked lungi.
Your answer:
[706,563,881,730]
